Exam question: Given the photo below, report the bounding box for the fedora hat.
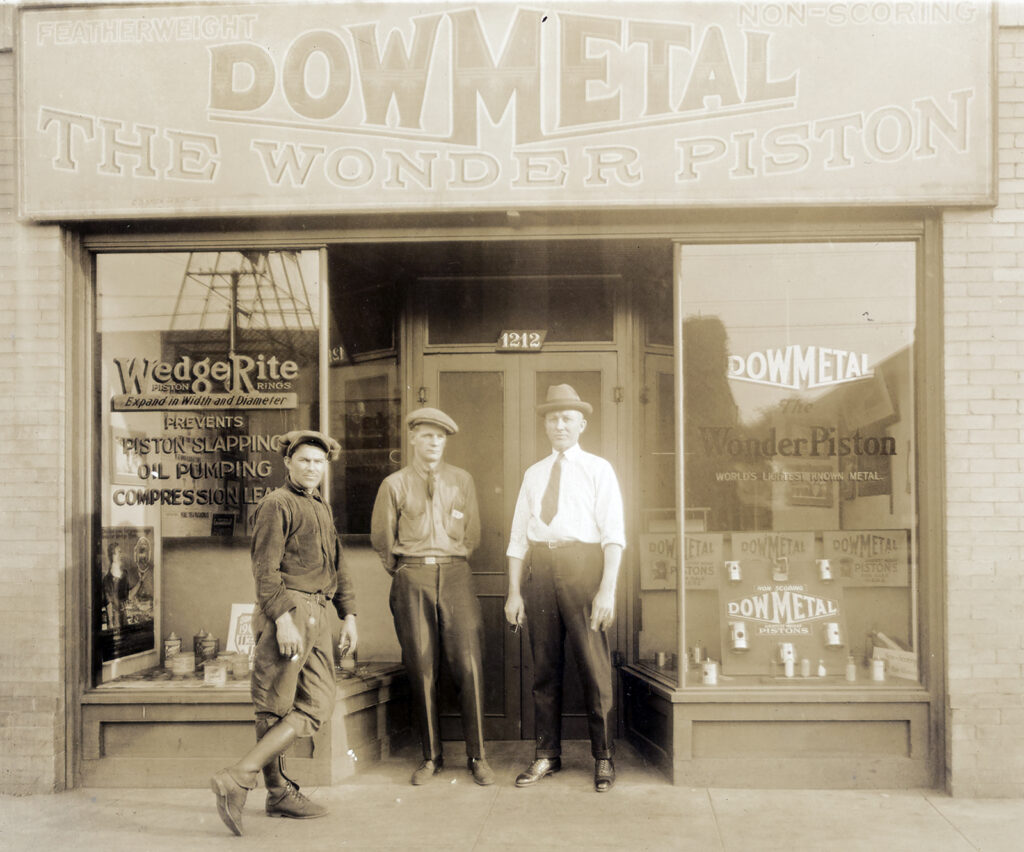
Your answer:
[537,384,592,416]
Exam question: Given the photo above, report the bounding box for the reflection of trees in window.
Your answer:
[683,315,769,532]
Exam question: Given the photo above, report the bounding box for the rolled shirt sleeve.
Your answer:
[331,539,357,619]
[370,478,399,574]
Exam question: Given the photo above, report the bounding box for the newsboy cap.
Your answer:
[537,384,592,416]
[278,430,341,460]
[406,407,458,435]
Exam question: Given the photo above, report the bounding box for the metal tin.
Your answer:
[871,658,886,681]
[163,633,181,669]
[655,651,667,668]
[204,659,227,687]
[199,635,219,662]
[702,660,718,685]
[171,653,195,677]
[230,652,250,679]
[193,629,208,659]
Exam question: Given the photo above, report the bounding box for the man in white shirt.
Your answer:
[504,384,625,792]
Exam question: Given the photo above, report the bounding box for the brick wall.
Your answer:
[942,18,1024,798]
[0,42,67,793]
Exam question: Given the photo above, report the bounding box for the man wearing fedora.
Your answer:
[211,430,358,835]
[371,408,495,787]
[505,384,625,792]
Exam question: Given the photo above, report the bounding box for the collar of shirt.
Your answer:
[285,477,322,500]
[550,443,583,464]
[411,460,441,482]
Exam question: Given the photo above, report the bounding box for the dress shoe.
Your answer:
[210,768,250,836]
[594,758,615,792]
[266,780,328,819]
[515,757,561,787]
[467,757,495,786]
[411,757,443,785]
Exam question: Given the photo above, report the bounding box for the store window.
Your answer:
[326,247,402,537]
[95,250,321,683]
[677,242,919,687]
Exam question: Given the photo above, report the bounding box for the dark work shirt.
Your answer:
[370,463,480,574]
[250,479,356,622]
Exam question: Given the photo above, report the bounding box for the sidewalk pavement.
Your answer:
[2,740,1023,851]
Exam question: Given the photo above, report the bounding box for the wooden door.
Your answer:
[423,353,619,740]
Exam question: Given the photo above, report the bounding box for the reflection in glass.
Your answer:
[680,243,918,685]
[96,251,320,683]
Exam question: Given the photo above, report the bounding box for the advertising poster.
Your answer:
[722,531,847,676]
[96,526,156,662]
[822,529,910,587]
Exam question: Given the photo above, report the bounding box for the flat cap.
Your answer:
[537,384,592,416]
[406,407,458,435]
[278,429,341,460]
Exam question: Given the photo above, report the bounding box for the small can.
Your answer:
[193,629,208,659]
[204,658,228,687]
[846,655,857,682]
[702,660,718,685]
[171,652,196,677]
[230,652,250,679]
[655,651,667,668]
[199,635,219,663]
[871,658,886,681]
[163,633,181,669]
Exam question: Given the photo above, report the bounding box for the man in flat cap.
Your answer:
[505,385,625,792]
[370,408,494,786]
[211,430,357,835]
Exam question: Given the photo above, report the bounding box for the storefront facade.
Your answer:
[2,1,1022,797]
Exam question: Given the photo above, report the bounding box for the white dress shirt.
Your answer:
[506,443,626,560]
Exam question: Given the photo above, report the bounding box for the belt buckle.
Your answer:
[424,556,437,565]
[547,541,559,549]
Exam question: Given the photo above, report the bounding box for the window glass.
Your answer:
[96,251,320,683]
[680,243,918,686]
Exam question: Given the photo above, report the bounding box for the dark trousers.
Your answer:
[525,543,614,760]
[389,558,486,761]
[250,592,335,738]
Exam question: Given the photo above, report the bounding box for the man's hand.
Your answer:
[504,591,526,628]
[338,614,358,658]
[590,586,615,632]
[275,610,303,659]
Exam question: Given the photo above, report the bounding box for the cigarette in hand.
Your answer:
[290,653,299,662]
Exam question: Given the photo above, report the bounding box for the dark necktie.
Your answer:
[427,470,437,499]
[540,453,563,525]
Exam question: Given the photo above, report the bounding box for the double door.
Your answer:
[421,352,620,740]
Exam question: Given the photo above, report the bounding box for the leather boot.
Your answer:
[254,718,328,820]
[211,767,253,836]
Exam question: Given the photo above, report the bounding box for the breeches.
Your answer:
[524,543,614,760]
[389,558,486,760]
[250,593,336,738]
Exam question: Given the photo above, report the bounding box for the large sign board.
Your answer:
[18,1,994,219]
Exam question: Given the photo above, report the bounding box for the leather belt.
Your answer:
[399,555,456,565]
[529,540,581,550]
[293,589,329,606]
